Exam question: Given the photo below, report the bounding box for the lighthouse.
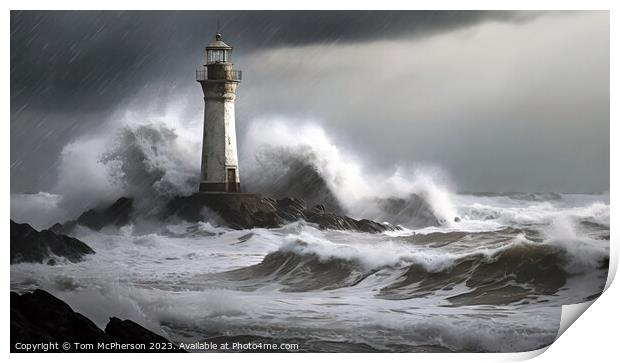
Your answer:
[197,33,242,193]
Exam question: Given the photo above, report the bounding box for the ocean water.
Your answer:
[10,192,609,352]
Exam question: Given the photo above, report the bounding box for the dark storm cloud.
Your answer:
[234,11,609,193]
[11,10,536,113]
[10,10,537,193]
[10,11,608,195]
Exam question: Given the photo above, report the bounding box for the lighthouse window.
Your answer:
[207,49,227,64]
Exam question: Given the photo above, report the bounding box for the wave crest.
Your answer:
[218,225,608,305]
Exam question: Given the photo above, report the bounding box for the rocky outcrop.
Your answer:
[165,194,400,233]
[50,192,409,234]
[104,317,177,348]
[164,193,260,227]
[10,289,184,352]
[254,197,399,233]
[10,220,95,264]
[11,290,110,351]
[50,197,134,234]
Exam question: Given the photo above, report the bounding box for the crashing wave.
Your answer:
[217,225,608,306]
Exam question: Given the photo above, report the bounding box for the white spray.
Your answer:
[242,117,458,223]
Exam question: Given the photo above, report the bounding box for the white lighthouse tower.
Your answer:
[197,33,242,193]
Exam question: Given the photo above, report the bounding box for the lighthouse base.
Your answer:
[165,192,261,226]
[199,182,241,193]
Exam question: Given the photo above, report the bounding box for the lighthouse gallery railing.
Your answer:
[196,69,242,81]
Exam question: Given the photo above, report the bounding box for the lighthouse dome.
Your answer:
[206,33,232,49]
[205,33,233,64]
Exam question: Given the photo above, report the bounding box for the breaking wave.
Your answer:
[242,118,457,226]
[219,223,608,306]
[100,124,199,206]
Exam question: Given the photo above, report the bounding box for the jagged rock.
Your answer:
[10,220,95,264]
[11,306,54,346]
[77,197,134,230]
[164,193,260,229]
[302,210,397,233]
[10,289,184,352]
[51,197,134,234]
[105,317,179,351]
[250,210,285,229]
[11,289,111,351]
[164,194,398,233]
[50,193,402,235]
[310,204,326,214]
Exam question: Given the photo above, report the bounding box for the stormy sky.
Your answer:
[11,10,609,194]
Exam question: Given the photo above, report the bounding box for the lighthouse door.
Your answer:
[227,168,238,192]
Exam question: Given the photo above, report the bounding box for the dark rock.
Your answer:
[302,210,397,233]
[251,210,286,229]
[50,191,402,235]
[10,220,95,264]
[105,317,183,352]
[11,306,54,347]
[77,197,134,230]
[310,204,326,214]
[164,194,399,233]
[51,197,134,234]
[10,289,185,352]
[11,290,111,351]
[236,232,254,243]
[276,197,307,219]
[164,193,261,229]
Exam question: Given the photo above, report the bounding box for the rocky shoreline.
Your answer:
[165,194,401,233]
[11,220,95,265]
[11,289,185,353]
[50,193,416,235]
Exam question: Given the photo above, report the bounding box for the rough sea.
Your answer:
[10,191,609,352]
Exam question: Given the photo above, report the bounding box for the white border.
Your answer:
[3,1,616,362]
